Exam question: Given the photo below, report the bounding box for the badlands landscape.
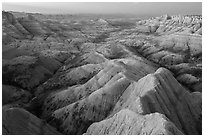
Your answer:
[2,10,202,135]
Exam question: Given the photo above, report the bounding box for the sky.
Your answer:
[2,2,202,16]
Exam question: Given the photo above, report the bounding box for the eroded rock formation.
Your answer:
[2,11,202,135]
[85,109,183,135]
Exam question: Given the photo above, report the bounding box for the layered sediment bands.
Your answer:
[35,62,105,98]
[111,68,201,134]
[42,59,157,134]
[50,76,131,134]
[62,51,107,72]
[41,62,123,118]
[125,34,202,66]
[133,15,202,90]
[2,108,61,135]
[119,24,202,92]
[41,58,155,117]
[137,15,202,35]
[158,34,202,58]
[35,52,107,99]
[85,109,183,135]
[2,11,31,40]
[17,15,46,36]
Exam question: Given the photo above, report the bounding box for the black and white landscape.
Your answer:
[2,2,202,135]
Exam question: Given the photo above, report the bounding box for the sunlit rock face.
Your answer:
[136,15,202,35]
[85,109,183,135]
[40,59,157,134]
[118,15,202,93]
[110,68,202,135]
[2,11,202,135]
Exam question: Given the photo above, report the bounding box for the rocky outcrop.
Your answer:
[35,62,105,98]
[96,19,109,26]
[111,68,201,134]
[119,20,202,92]
[2,108,61,135]
[96,43,129,59]
[40,59,157,134]
[63,51,107,71]
[2,11,32,45]
[137,15,202,35]
[35,52,107,97]
[40,62,123,118]
[85,109,183,135]
[122,33,201,66]
[2,11,31,36]
[2,11,55,46]
[40,58,156,117]
[50,75,131,134]
[17,14,46,36]
[44,66,201,135]
[158,33,202,58]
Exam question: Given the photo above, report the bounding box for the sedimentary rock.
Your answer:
[42,59,157,134]
[85,109,183,135]
[2,11,31,41]
[17,14,46,36]
[111,68,202,134]
[120,19,202,92]
[96,43,129,59]
[35,62,105,98]
[137,15,202,35]
[40,56,157,115]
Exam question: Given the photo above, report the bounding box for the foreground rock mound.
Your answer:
[111,68,202,135]
[2,108,61,135]
[85,109,183,135]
